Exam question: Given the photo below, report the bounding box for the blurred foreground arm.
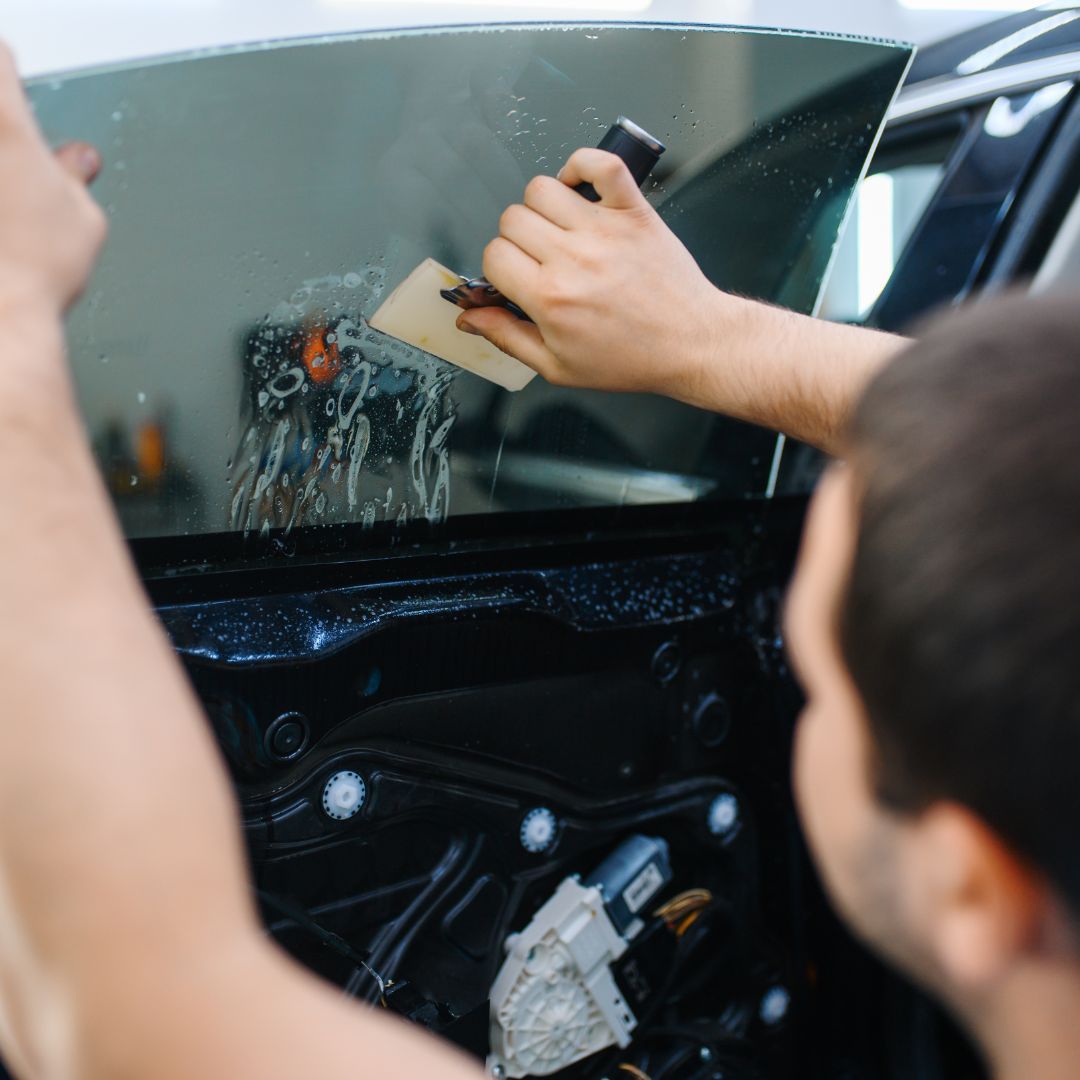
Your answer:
[0,45,478,1080]
[458,149,906,456]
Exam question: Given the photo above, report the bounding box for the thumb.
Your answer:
[457,308,556,376]
[54,141,102,185]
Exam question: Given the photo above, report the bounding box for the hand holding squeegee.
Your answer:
[439,117,666,320]
[368,117,665,391]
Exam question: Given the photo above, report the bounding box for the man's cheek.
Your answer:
[792,706,856,897]
[792,707,827,850]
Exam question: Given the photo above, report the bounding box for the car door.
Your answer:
[25,24,925,1079]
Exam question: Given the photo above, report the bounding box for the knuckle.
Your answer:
[481,238,503,279]
[567,237,602,273]
[546,364,570,388]
[537,276,573,312]
[597,152,625,180]
[524,175,549,203]
[498,203,523,234]
[625,202,655,228]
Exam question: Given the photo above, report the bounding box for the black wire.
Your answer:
[585,909,722,1080]
[257,889,385,993]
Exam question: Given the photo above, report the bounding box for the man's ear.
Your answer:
[910,803,1043,988]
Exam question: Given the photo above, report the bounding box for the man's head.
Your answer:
[786,294,1080,1038]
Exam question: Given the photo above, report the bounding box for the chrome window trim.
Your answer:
[889,51,1080,125]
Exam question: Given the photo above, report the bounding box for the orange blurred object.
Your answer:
[136,421,166,483]
[301,324,341,385]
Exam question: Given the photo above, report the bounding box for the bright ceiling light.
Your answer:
[322,0,653,8]
[899,0,1041,10]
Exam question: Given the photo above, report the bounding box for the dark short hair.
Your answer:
[841,292,1080,914]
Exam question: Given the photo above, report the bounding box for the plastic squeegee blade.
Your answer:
[368,258,537,392]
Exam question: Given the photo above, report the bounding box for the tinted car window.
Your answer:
[822,127,962,323]
[29,25,910,545]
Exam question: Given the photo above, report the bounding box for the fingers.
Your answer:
[498,202,564,263]
[54,142,102,185]
[0,43,101,187]
[456,306,556,375]
[0,41,37,137]
[0,41,19,113]
[557,148,646,210]
[522,174,595,229]
[482,236,540,309]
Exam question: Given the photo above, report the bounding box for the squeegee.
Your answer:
[369,116,666,391]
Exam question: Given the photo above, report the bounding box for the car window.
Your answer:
[29,25,910,551]
[820,127,962,323]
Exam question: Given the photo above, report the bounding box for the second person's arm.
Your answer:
[458,148,906,456]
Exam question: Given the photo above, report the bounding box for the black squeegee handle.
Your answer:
[574,115,666,201]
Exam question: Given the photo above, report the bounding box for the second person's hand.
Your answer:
[456,147,729,401]
[458,146,909,455]
[0,42,106,323]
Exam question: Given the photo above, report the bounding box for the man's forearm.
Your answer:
[460,155,910,447]
[0,51,481,1079]
[0,304,483,1080]
[0,303,258,1073]
[678,294,908,456]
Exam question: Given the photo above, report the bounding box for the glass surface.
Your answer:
[29,24,911,542]
[821,129,960,324]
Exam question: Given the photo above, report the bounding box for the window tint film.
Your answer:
[30,25,911,544]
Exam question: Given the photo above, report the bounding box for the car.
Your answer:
[17,8,1079,1078]
[778,1,1080,498]
[837,0,1080,334]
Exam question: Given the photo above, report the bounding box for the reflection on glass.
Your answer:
[821,129,958,324]
[29,24,911,542]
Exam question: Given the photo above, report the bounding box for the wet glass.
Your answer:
[28,24,911,542]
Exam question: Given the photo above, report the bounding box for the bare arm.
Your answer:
[457,149,906,456]
[0,45,478,1080]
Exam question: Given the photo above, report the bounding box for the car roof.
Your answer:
[890,4,1080,124]
[909,2,1080,86]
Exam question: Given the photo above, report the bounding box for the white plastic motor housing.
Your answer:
[488,876,638,1078]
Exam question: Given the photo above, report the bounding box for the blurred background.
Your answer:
[5,0,1054,77]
